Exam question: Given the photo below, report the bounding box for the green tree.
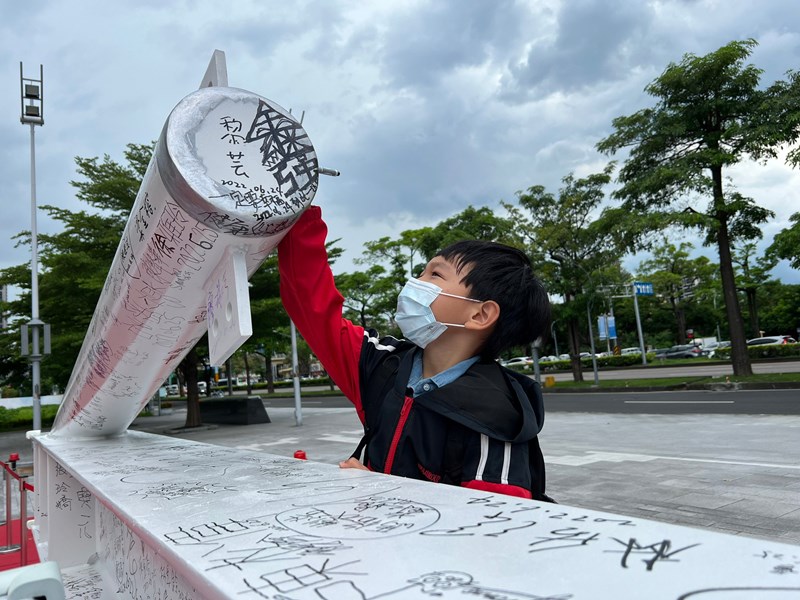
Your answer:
[638,239,718,344]
[508,166,625,381]
[336,265,396,330]
[416,205,521,259]
[597,39,800,375]
[0,143,153,392]
[756,282,800,336]
[768,212,800,270]
[732,241,777,337]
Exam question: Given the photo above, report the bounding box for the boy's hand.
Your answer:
[338,457,369,470]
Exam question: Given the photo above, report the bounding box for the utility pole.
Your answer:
[19,63,50,431]
[550,320,559,357]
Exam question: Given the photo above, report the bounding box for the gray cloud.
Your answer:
[1,0,799,292]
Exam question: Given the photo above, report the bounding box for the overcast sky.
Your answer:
[2,0,800,302]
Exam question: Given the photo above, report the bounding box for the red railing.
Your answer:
[0,454,36,568]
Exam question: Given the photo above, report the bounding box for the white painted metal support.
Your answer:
[50,55,319,437]
[207,248,252,366]
[199,49,228,88]
[29,432,800,600]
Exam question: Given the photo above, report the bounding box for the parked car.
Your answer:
[166,384,179,395]
[501,356,533,367]
[746,335,797,346]
[664,344,703,359]
[701,340,730,357]
[198,381,207,393]
[621,347,641,355]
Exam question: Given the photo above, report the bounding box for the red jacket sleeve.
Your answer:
[278,206,366,422]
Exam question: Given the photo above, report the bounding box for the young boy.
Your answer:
[278,206,553,500]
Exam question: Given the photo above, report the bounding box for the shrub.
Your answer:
[1,386,19,398]
[714,343,800,360]
[0,405,60,431]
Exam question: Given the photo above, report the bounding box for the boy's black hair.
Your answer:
[436,240,551,360]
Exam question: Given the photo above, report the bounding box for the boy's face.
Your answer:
[416,256,477,325]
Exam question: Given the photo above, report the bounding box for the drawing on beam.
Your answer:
[51,84,319,437]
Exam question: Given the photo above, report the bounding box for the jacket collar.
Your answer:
[412,359,544,443]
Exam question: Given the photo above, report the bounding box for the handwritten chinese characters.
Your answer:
[34,431,800,600]
[52,86,318,437]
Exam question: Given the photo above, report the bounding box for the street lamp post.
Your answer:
[632,282,648,366]
[19,63,49,431]
[550,320,559,357]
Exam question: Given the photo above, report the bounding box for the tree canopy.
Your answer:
[507,166,627,380]
[769,212,800,271]
[597,39,800,375]
[0,143,154,391]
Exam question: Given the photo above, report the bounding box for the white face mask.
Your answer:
[394,278,481,348]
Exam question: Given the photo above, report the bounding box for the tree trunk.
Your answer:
[745,288,759,337]
[244,352,252,395]
[567,317,584,383]
[182,347,202,428]
[672,297,687,344]
[265,351,275,394]
[175,370,185,399]
[713,167,752,376]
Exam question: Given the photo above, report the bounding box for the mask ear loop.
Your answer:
[436,293,484,328]
[438,291,483,303]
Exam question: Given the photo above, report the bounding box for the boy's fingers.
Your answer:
[338,457,368,470]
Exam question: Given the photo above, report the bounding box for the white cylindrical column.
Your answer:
[51,86,319,437]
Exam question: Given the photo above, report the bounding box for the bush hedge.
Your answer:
[183,376,334,396]
[505,352,656,374]
[713,343,800,360]
[0,405,59,431]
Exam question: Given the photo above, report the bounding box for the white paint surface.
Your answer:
[50,85,318,437]
[31,431,800,600]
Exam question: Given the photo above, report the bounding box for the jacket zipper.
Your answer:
[384,395,414,473]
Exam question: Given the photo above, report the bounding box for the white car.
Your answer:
[501,356,533,367]
[621,347,641,355]
[747,335,797,346]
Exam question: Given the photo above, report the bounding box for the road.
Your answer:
[253,388,800,415]
[544,388,800,414]
[544,359,800,381]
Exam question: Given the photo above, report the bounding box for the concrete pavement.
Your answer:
[2,403,799,546]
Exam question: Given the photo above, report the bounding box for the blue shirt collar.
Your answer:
[407,349,480,397]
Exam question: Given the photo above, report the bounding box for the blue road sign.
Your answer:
[633,281,654,296]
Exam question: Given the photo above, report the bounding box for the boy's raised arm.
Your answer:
[278,206,366,421]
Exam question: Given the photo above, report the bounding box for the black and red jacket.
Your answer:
[279,206,550,500]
